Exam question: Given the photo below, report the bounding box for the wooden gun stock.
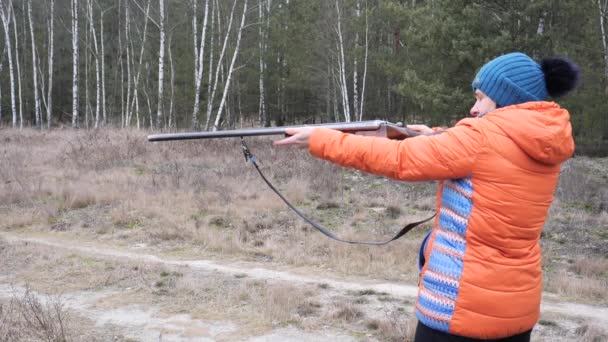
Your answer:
[147,120,424,142]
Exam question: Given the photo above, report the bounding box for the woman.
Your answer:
[274,52,580,341]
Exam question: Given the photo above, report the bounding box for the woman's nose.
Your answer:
[470,106,479,117]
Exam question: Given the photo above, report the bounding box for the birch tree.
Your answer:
[167,31,175,129]
[358,0,368,121]
[0,1,17,128]
[191,0,198,82]
[332,62,339,122]
[191,0,210,129]
[72,0,79,128]
[11,2,23,128]
[275,0,290,125]
[118,0,125,126]
[85,8,90,128]
[100,5,111,126]
[86,0,101,128]
[36,0,55,129]
[204,0,238,131]
[143,62,153,127]
[0,74,2,125]
[46,0,54,129]
[190,0,199,128]
[0,0,601,140]
[258,0,271,126]
[126,0,151,128]
[352,0,360,121]
[156,0,166,129]
[27,0,41,128]
[205,0,217,128]
[0,44,4,124]
[335,0,351,122]
[124,1,131,127]
[213,0,248,131]
[599,0,608,86]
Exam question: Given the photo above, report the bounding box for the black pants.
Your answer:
[414,322,532,342]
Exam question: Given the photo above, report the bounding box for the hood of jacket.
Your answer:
[484,101,574,165]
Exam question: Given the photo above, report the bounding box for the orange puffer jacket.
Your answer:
[308,101,574,339]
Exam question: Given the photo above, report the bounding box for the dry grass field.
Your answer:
[1,128,607,341]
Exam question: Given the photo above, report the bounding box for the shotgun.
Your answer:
[147,120,423,142]
[146,120,435,245]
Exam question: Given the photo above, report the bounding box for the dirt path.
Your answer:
[1,233,419,297]
[0,284,356,342]
[2,232,607,341]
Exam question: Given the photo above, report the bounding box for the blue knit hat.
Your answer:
[472,52,548,108]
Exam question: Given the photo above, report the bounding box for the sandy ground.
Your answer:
[1,231,607,341]
[0,284,355,342]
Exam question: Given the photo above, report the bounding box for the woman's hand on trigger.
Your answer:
[273,127,314,148]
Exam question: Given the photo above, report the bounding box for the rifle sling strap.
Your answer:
[240,139,435,246]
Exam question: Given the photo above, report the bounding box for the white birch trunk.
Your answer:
[11,3,23,128]
[264,1,271,124]
[331,64,339,122]
[599,0,608,81]
[536,13,545,35]
[276,56,281,124]
[191,0,210,129]
[213,0,247,131]
[192,0,198,81]
[168,32,175,129]
[258,0,263,124]
[71,0,79,128]
[280,0,288,121]
[28,0,41,128]
[156,0,166,129]
[205,0,238,131]
[280,54,286,119]
[190,0,199,128]
[93,4,100,129]
[38,44,47,121]
[85,8,90,129]
[0,44,3,124]
[46,0,55,129]
[143,80,153,129]
[258,0,268,126]
[0,49,2,124]
[352,0,360,121]
[101,6,109,126]
[205,0,216,128]
[359,0,368,121]
[335,0,351,122]
[127,0,151,128]
[132,60,138,128]
[257,0,271,126]
[325,62,330,121]
[135,89,140,129]
[125,2,132,126]
[387,75,392,115]
[335,63,346,121]
[119,0,125,126]
[237,75,243,127]
[0,2,17,128]
[87,0,101,129]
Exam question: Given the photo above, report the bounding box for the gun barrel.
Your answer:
[147,120,394,142]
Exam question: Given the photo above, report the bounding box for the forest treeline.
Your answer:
[0,0,606,153]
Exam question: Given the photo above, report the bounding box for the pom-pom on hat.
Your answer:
[472,52,580,107]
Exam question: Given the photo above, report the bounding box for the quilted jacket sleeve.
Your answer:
[308,120,485,181]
